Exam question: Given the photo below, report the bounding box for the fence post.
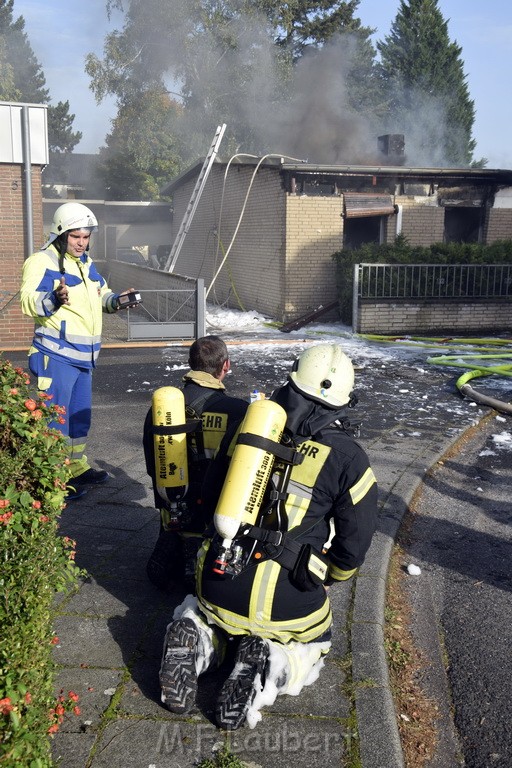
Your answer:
[196,278,206,339]
[352,264,360,333]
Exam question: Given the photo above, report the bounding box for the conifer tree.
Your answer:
[376,0,476,166]
[260,0,364,59]
[0,0,81,152]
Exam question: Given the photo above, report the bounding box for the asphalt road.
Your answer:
[406,414,512,768]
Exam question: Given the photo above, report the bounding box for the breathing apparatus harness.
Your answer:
[149,387,226,530]
[211,389,361,590]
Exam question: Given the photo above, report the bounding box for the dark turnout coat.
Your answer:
[143,371,248,529]
[196,383,378,644]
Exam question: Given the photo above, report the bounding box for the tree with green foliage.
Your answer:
[86,0,282,170]
[97,91,183,200]
[376,0,477,167]
[0,0,81,153]
[259,0,365,58]
[86,0,384,197]
[0,35,18,100]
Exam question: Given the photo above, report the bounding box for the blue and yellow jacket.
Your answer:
[20,245,118,369]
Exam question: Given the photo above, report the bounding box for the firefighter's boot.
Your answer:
[215,635,270,730]
[159,618,200,714]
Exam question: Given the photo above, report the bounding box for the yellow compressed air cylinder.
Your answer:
[152,386,188,494]
[213,398,287,541]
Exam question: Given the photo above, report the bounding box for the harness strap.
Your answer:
[151,420,201,436]
[238,523,325,578]
[237,433,304,465]
[185,388,227,463]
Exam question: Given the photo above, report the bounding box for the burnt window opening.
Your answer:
[344,215,383,250]
[444,207,484,244]
[289,176,341,196]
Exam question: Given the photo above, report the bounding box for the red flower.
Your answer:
[9,388,18,395]
[25,398,37,411]
[0,697,13,715]
[33,409,43,420]
[39,515,50,523]
[48,724,59,735]
[32,500,42,509]
[68,691,79,702]
[50,636,60,645]
[0,512,13,525]
[24,692,32,705]
[0,499,9,508]
[73,706,81,716]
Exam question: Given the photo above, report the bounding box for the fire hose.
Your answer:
[359,335,512,416]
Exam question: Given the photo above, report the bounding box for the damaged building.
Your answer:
[162,135,512,325]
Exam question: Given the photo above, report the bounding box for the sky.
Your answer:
[12,0,512,169]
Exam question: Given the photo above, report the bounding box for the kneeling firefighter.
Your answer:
[159,343,379,730]
[142,336,248,591]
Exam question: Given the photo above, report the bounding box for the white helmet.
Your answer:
[42,203,98,248]
[289,343,355,407]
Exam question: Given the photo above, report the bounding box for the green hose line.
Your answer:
[358,334,512,353]
[217,238,246,312]
[358,334,512,411]
[359,334,512,346]
[426,356,512,377]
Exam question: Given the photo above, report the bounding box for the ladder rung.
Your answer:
[165,124,226,273]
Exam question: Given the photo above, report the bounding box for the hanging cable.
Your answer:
[206,152,307,300]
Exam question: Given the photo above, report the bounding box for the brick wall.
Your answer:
[0,163,44,350]
[357,299,511,335]
[284,195,342,321]
[170,165,285,318]
[397,196,445,245]
[486,208,512,242]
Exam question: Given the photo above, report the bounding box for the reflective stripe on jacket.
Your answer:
[197,424,378,643]
[20,245,117,369]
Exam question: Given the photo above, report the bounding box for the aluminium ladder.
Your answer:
[164,123,227,273]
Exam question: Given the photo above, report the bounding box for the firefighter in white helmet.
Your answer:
[20,202,139,500]
[159,343,378,730]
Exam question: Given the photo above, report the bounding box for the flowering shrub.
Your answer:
[0,355,82,766]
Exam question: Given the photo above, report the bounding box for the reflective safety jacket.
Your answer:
[20,245,118,369]
[197,389,378,644]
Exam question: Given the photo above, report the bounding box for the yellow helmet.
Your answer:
[289,343,355,407]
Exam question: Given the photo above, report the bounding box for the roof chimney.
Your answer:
[378,134,405,163]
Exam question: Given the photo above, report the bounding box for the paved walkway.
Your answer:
[5,338,495,768]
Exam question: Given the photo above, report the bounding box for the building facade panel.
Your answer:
[0,164,43,349]
[284,195,342,321]
[170,165,285,318]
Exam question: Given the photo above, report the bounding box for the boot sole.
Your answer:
[216,636,269,730]
[159,618,199,714]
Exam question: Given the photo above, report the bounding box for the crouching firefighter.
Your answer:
[159,343,379,730]
[142,336,248,591]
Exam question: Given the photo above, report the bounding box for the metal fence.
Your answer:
[354,263,512,301]
[125,281,205,341]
